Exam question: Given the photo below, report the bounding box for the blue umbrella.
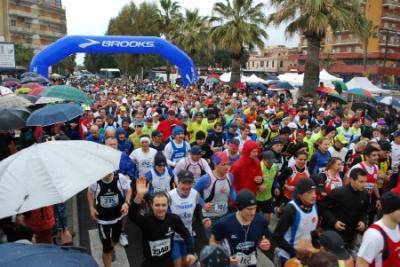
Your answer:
[376,96,400,108]
[268,81,294,90]
[0,243,98,267]
[247,82,269,92]
[27,103,83,126]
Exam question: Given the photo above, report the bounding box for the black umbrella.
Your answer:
[327,93,347,104]
[269,81,294,90]
[20,94,40,104]
[0,107,31,131]
[351,102,381,120]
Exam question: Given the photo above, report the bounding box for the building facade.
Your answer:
[246,46,299,74]
[297,0,400,81]
[0,0,66,53]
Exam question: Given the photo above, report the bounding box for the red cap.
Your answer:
[289,109,297,116]
[167,109,176,116]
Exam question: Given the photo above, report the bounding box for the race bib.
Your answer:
[212,202,227,214]
[365,183,374,193]
[149,238,171,257]
[99,194,119,208]
[237,251,257,266]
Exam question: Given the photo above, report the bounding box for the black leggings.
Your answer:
[98,220,122,253]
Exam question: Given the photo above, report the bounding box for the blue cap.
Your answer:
[190,145,202,155]
[172,126,184,136]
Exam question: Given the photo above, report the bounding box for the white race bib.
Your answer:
[212,202,227,214]
[99,195,119,208]
[149,238,171,257]
[237,251,257,266]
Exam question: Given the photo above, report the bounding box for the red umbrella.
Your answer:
[22,82,43,90]
[29,87,45,95]
[316,86,338,94]
[207,73,220,79]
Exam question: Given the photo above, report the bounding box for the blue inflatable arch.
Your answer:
[29,35,197,86]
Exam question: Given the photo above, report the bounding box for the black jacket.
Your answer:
[318,184,369,243]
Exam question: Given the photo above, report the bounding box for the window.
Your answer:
[10,20,16,27]
[272,61,275,68]
[280,61,283,68]
[266,61,269,67]
[260,61,264,67]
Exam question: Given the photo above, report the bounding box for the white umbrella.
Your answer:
[0,141,122,219]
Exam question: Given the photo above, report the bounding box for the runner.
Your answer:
[163,126,191,168]
[210,189,272,267]
[130,135,158,177]
[129,177,197,267]
[357,191,400,267]
[87,172,132,267]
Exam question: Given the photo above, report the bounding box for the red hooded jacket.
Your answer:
[231,140,262,194]
[157,119,183,142]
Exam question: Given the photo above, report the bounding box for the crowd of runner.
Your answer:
[1,77,400,267]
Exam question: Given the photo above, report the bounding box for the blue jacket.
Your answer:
[118,152,137,180]
[116,127,134,155]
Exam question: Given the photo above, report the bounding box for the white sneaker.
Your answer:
[119,232,129,247]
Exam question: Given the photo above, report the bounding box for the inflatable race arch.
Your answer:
[29,35,197,86]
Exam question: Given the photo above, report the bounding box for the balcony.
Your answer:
[9,26,35,35]
[382,13,400,22]
[8,9,37,19]
[383,0,400,7]
[39,30,65,39]
[332,40,361,46]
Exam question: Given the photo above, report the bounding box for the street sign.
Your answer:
[0,43,16,68]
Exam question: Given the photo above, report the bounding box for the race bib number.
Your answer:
[365,183,374,194]
[212,202,227,214]
[237,252,257,266]
[99,194,119,208]
[149,238,171,257]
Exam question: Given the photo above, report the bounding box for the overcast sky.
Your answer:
[62,0,299,65]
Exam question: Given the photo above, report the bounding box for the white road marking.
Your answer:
[89,228,130,267]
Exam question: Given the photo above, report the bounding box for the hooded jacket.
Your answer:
[116,127,134,155]
[231,140,262,194]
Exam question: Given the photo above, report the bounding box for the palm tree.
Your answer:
[355,17,379,73]
[210,0,268,84]
[269,0,364,97]
[158,0,181,81]
[170,9,209,60]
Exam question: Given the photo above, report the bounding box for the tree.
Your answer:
[107,2,164,76]
[355,17,379,73]
[52,54,76,75]
[269,0,364,97]
[83,54,118,73]
[158,0,181,81]
[14,44,33,68]
[210,0,268,84]
[170,9,209,61]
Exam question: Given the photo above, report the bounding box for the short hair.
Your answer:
[307,251,339,267]
[295,150,308,158]
[214,122,223,129]
[299,115,308,121]
[95,116,102,122]
[326,157,342,171]
[196,130,206,140]
[151,191,170,204]
[364,145,380,156]
[350,168,367,181]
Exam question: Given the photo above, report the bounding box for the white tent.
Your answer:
[242,74,268,84]
[220,72,231,82]
[278,69,342,87]
[346,77,386,94]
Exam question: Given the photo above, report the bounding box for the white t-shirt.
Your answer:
[357,219,400,265]
[391,141,400,172]
[130,148,158,177]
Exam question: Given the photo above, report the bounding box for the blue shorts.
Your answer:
[171,238,194,261]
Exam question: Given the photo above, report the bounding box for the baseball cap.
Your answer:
[393,130,400,138]
[319,230,350,260]
[236,189,257,210]
[199,245,230,267]
[335,135,348,145]
[381,191,400,214]
[151,130,163,138]
[177,170,194,183]
[229,139,239,149]
[135,121,144,127]
[295,178,316,195]
[190,145,202,155]
[152,112,160,117]
[289,109,297,116]
[270,137,283,146]
[167,109,176,116]
[211,152,229,165]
